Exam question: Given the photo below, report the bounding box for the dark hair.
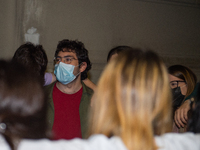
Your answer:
[168,65,197,99]
[187,84,200,133]
[107,46,134,62]
[0,60,48,150]
[12,42,48,84]
[55,39,91,80]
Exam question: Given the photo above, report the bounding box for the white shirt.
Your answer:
[155,133,200,150]
[1,133,200,150]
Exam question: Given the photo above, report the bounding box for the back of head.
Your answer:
[168,65,197,98]
[107,46,135,62]
[12,42,48,84]
[0,60,48,150]
[55,39,91,80]
[89,49,172,150]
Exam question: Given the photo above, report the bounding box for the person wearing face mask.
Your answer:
[45,39,93,140]
[168,65,197,132]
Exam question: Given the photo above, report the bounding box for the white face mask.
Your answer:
[54,62,80,85]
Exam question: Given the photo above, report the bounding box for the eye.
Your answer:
[170,82,177,88]
[171,83,175,86]
[56,58,61,62]
[65,58,72,62]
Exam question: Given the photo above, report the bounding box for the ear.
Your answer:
[79,62,87,73]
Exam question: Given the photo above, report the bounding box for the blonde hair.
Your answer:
[88,50,172,150]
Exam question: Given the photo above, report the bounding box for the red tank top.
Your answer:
[52,83,83,140]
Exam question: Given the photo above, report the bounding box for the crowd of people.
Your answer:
[0,39,199,150]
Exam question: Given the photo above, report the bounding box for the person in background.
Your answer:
[45,39,93,140]
[44,72,57,86]
[44,71,96,90]
[89,45,142,106]
[12,42,48,85]
[7,48,199,150]
[81,78,96,91]
[106,45,134,62]
[45,45,136,89]
[168,65,197,132]
[0,60,48,150]
[174,82,200,130]
[187,84,200,133]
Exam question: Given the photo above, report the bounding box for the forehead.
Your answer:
[57,51,77,59]
[168,74,183,82]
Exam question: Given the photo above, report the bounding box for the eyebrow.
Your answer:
[56,55,74,58]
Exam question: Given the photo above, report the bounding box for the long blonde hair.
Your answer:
[88,49,172,150]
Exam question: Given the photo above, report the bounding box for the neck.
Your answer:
[56,75,82,94]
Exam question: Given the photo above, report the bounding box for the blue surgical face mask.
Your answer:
[54,62,80,85]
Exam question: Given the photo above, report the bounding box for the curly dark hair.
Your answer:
[55,39,91,80]
[12,42,48,84]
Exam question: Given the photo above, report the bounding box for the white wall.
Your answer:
[0,0,200,83]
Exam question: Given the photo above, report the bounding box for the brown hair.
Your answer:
[0,60,48,150]
[168,65,197,99]
[12,42,48,85]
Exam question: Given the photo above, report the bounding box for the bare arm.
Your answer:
[174,99,191,128]
[83,78,96,91]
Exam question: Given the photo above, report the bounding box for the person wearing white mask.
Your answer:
[45,39,93,140]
